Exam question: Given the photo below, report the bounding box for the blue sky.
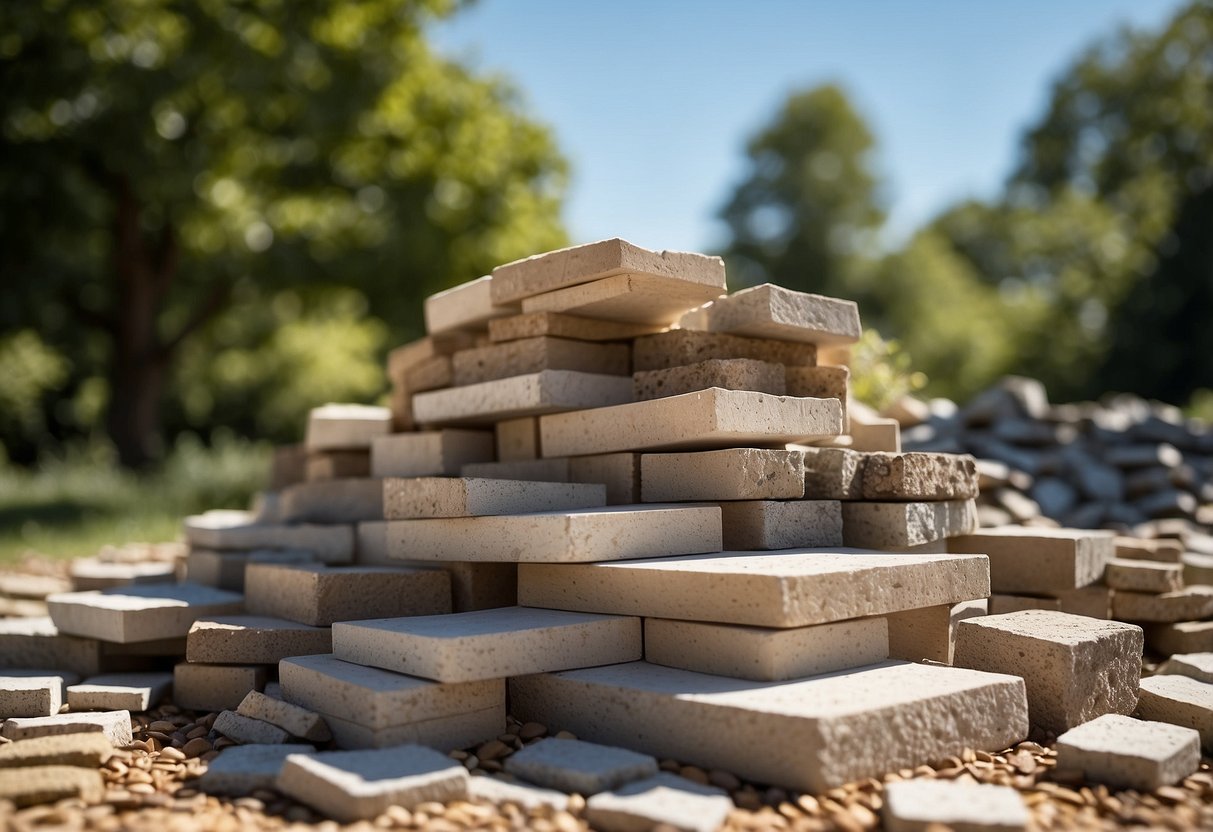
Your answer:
[433,1,1186,254]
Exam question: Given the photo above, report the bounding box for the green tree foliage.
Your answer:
[1,0,567,466]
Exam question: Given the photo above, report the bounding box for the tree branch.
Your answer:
[157,281,230,358]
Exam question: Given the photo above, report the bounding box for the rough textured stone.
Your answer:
[173,663,266,712]
[1159,653,1213,684]
[887,601,987,666]
[183,509,355,563]
[198,743,315,796]
[859,452,979,501]
[305,404,391,451]
[0,765,103,807]
[334,607,640,684]
[279,478,383,524]
[633,330,815,372]
[584,772,733,832]
[1149,621,1213,656]
[801,447,864,500]
[640,448,805,502]
[644,617,888,682]
[1137,675,1213,751]
[370,429,495,478]
[784,366,850,429]
[519,273,723,326]
[413,370,633,426]
[244,563,450,626]
[953,610,1143,734]
[0,670,77,718]
[1055,713,1200,791]
[277,745,470,822]
[679,283,861,345]
[0,618,104,677]
[947,527,1116,595]
[518,550,990,628]
[305,450,371,481]
[568,453,641,505]
[185,548,314,592]
[509,660,1027,793]
[66,671,172,712]
[504,737,658,795]
[1115,536,1184,563]
[452,336,630,386]
[238,690,331,742]
[488,311,663,344]
[496,417,540,461]
[424,274,518,334]
[214,709,292,744]
[1105,558,1184,594]
[47,583,243,643]
[384,477,605,519]
[0,732,114,768]
[719,500,843,550]
[187,616,331,664]
[1,710,131,746]
[1112,586,1213,623]
[882,780,1028,832]
[633,358,785,401]
[841,500,978,549]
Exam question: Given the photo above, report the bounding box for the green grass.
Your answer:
[0,434,270,564]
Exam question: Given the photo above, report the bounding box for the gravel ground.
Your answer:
[1,706,1210,831]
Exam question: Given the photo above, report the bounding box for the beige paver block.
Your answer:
[173,663,266,712]
[280,478,383,524]
[496,417,540,461]
[383,477,605,519]
[540,389,842,457]
[320,705,504,751]
[633,330,816,372]
[391,560,517,612]
[519,550,990,628]
[0,618,105,677]
[413,370,633,426]
[66,672,172,712]
[306,450,371,482]
[641,449,805,502]
[1112,586,1213,623]
[1137,675,1213,751]
[305,404,392,451]
[198,743,315,796]
[1115,536,1183,563]
[187,616,331,665]
[452,336,630,386]
[467,775,570,811]
[859,452,979,501]
[988,594,1061,615]
[461,458,572,482]
[47,583,243,644]
[784,366,851,427]
[644,617,888,682]
[584,772,733,832]
[1159,653,1213,684]
[0,765,103,808]
[244,563,449,626]
[882,780,1028,832]
[801,447,864,500]
[185,548,314,592]
[0,732,113,768]
[1105,558,1183,593]
[953,610,1143,734]
[841,500,978,549]
[425,275,519,334]
[509,660,1027,793]
[568,453,641,505]
[370,430,494,479]
[69,558,177,591]
[1056,713,1199,791]
[0,670,76,718]
[633,358,786,402]
[277,745,469,822]
[680,284,862,346]
[1,710,131,746]
[520,274,727,325]
[215,709,292,744]
[504,737,657,795]
[383,505,721,564]
[887,600,986,665]
[849,418,902,452]
[388,333,478,380]
[1150,621,1213,656]
[403,355,453,393]
[719,500,843,550]
[333,607,641,684]
[489,311,664,344]
[183,510,355,563]
[491,239,725,305]
[238,690,331,742]
[947,527,1116,595]
[278,654,504,731]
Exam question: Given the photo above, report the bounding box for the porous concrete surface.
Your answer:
[1,710,132,746]
[633,358,786,401]
[173,663,266,713]
[503,737,658,795]
[567,453,641,506]
[451,336,630,386]
[584,772,733,832]
[186,616,332,664]
[488,310,663,343]
[1055,713,1200,791]
[947,527,1116,595]
[719,500,843,550]
[46,583,243,643]
[383,477,605,519]
[882,779,1028,832]
[678,284,861,346]
[840,499,978,549]
[1137,675,1213,752]
[412,371,633,427]
[632,329,816,372]
[0,669,76,718]
[859,452,979,501]
[304,404,391,452]
[518,273,725,326]
[1104,558,1184,593]
[243,563,450,626]
[801,447,864,500]
[182,509,355,562]
[66,671,172,712]
[640,448,806,502]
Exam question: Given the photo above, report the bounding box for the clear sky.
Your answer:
[433,0,1187,253]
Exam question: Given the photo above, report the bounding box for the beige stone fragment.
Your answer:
[0,670,75,718]
[413,370,633,426]
[0,765,103,807]
[679,284,861,346]
[520,273,725,326]
[1150,621,1213,656]
[306,450,371,482]
[518,550,990,628]
[0,618,105,677]
[47,583,243,643]
[953,610,1143,734]
[383,477,605,519]
[801,447,864,499]
[886,602,986,665]
[305,404,392,451]
[452,336,630,386]
[280,478,383,524]
[1112,586,1213,623]
[719,500,843,550]
[320,706,504,751]
[569,453,641,505]
[238,690,331,742]
[489,311,663,344]
[187,616,332,665]
[425,275,519,334]
[403,355,453,392]
[947,527,1116,595]
[461,458,572,482]
[841,500,978,549]
[388,333,478,380]
[633,330,816,372]
[882,780,1028,832]
[183,509,355,563]
[504,737,657,795]
[785,365,850,402]
[1055,713,1200,791]
[641,448,805,502]
[540,388,842,457]
[644,617,888,682]
[633,358,785,402]
[496,416,540,461]
[1159,652,1213,684]
[860,452,979,501]
[198,743,315,796]
[66,671,172,712]
[173,663,267,712]
[370,429,494,478]
[1115,536,1184,563]
[244,563,450,626]
[185,547,313,592]
[1105,558,1183,593]
[509,660,1027,793]
[215,709,292,744]
[1137,675,1213,751]
[0,732,113,768]
[1,710,131,746]
[585,773,733,832]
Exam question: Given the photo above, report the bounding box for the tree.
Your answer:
[1,0,567,466]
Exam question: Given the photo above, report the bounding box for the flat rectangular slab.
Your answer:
[645,617,888,682]
[305,450,370,482]
[69,558,176,591]
[305,404,392,451]
[0,732,114,769]
[187,616,332,664]
[66,672,172,712]
[641,449,805,502]
[174,663,267,712]
[841,500,978,549]
[633,358,786,401]
[321,706,503,751]
[381,505,722,564]
[333,607,641,683]
[0,765,103,808]
[0,618,105,677]
[519,273,730,325]
[509,660,1027,793]
[1111,586,1213,623]
[424,275,519,334]
[215,710,291,744]
[633,330,816,372]
[198,743,315,796]
[413,371,633,426]
[370,430,495,478]
[882,780,1029,832]
[1,710,132,746]
[1055,713,1200,792]
[383,477,605,519]
[540,389,842,457]
[1137,675,1213,752]
[183,510,354,563]
[1149,622,1213,656]
[719,500,843,551]
[244,564,450,626]
[280,478,383,524]
[1159,653,1213,684]
[47,583,243,643]
[452,336,630,386]
[1105,558,1183,593]
[518,549,990,628]
[678,284,862,346]
[1,670,77,718]
[858,452,979,501]
[489,311,664,343]
[238,690,331,742]
[585,772,733,832]
[947,527,1116,595]
[504,737,657,795]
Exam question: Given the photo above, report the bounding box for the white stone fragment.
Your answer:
[882,779,1028,832]
[1055,713,1200,791]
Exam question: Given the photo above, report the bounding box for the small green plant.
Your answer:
[848,329,928,412]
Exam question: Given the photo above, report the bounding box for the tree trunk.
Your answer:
[106,355,168,468]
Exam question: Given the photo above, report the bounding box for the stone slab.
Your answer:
[882,780,1028,832]
[568,453,641,505]
[947,527,1116,595]
[1055,713,1200,792]
[518,273,727,325]
[461,458,572,482]
[244,563,450,626]
[173,663,266,712]
[183,510,355,563]
[678,284,861,346]
[489,311,664,344]
[1112,586,1213,623]
[370,430,495,478]
[584,772,732,832]
[784,366,851,430]
[388,333,479,381]
[540,388,842,457]
[1,710,131,746]
[66,672,172,712]
[801,447,864,500]
[452,336,630,386]
[320,706,504,751]
[277,745,469,822]
[384,477,605,519]
[0,670,76,718]
[69,558,177,591]
[403,355,453,393]
[0,765,103,808]
[467,775,570,811]
[491,238,725,305]
[953,610,1143,734]
[305,450,371,482]
[389,558,518,612]
[509,660,1027,793]
[633,330,816,372]
[215,709,292,744]
[280,478,384,524]
[0,618,105,677]
[504,737,657,795]
[719,500,843,550]
[887,601,986,666]
[305,404,392,451]
[633,358,785,402]
[381,505,722,564]
[238,690,331,742]
[1150,622,1213,656]
[496,417,540,461]
[413,370,633,426]
[841,500,978,549]
[848,417,902,453]
[1159,653,1213,684]
[1137,675,1213,752]
[198,743,315,796]
[187,616,332,665]
[860,452,979,501]
[333,606,641,683]
[641,448,805,502]
[425,275,519,334]
[518,550,990,628]
[1105,558,1183,593]
[644,617,888,682]
[185,547,314,592]
[0,732,114,769]
[47,583,244,643]
[1115,536,1184,563]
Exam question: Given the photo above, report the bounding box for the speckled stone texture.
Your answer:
[585,772,734,832]
[882,780,1028,832]
[237,690,331,742]
[0,733,114,769]
[841,500,978,549]
[632,330,815,372]
[369,430,494,478]
[279,479,384,524]
[423,275,518,335]
[719,500,843,550]
[1137,675,1213,752]
[518,274,724,326]
[953,610,1143,734]
[633,358,786,401]
[567,454,641,506]
[1055,713,1200,791]
[1159,653,1213,684]
[859,452,979,501]
[383,477,605,519]
[46,583,244,643]
[504,737,657,795]
[187,616,332,665]
[243,563,450,626]
[801,448,864,500]
[304,404,391,452]
[947,527,1116,595]
[1104,558,1183,593]
[412,371,633,427]
[677,284,862,346]
[214,710,291,745]
[305,450,371,482]
[640,449,805,502]
[173,663,266,713]
[66,671,172,712]
[1112,587,1213,623]
[488,311,663,344]
[495,417,540,462]
[451,336,630,386]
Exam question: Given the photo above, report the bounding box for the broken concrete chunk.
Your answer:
[882,779,1028,832]
[504,737,658,795]
[66,671,172,712]
[859,452,979,501]
[1137,675,1213,752]
[1055,713,1199,791]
